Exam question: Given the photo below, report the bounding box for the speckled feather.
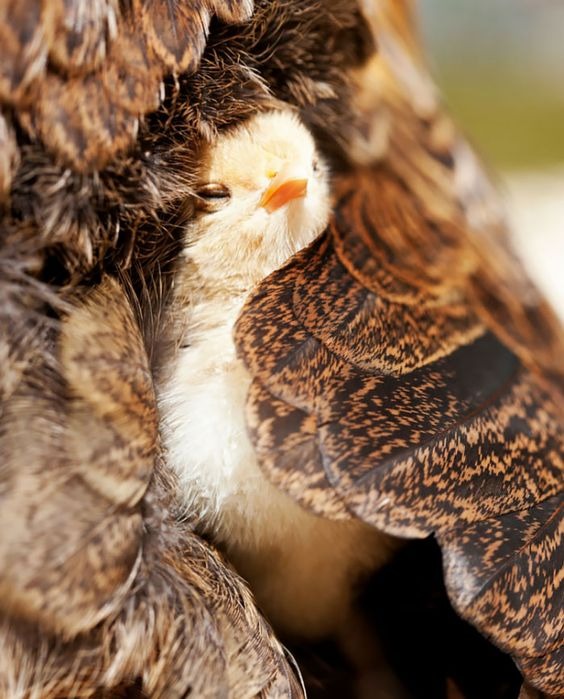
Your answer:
[346,2,564,401]
[235,160,564,699]
[341,17,564,689]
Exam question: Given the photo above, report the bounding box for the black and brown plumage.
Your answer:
[234,3,563,694]
[0,0,562,698]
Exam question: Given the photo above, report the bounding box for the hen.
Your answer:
[0,0,562,697]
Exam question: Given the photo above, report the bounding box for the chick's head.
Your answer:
[188,111,331,287]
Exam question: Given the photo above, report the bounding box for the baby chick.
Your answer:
[158,111,394,641]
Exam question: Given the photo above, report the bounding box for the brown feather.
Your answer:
[0,111,18,202]
[344,1,564,403]
[0,275,303,696]
[0,0,256,170]
[0,0,51,106]
[48,0,120,75]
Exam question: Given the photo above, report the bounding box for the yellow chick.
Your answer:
[158,111,393,642]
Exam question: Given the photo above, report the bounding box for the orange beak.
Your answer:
[259,165,308,213]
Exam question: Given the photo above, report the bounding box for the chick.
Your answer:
[158,111,394,641]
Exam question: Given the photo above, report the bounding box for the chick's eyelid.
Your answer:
[195,183,231,199]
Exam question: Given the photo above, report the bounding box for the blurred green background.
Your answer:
[418,0,564,170]
[418,0,564,318]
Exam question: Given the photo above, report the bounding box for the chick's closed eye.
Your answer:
[194,183,231,213]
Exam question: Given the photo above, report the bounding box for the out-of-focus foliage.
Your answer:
[419,0,564,169]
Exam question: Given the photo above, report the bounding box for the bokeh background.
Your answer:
[418,0,564,318]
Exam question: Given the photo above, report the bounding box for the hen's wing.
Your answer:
[235,2,564,695]
[235,174,563,697]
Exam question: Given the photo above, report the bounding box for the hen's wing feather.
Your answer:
[346,1,564,395]
[235,171,564,694]
[440,496,563,686]
[0,0,253,170]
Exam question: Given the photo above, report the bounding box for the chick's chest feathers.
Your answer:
[159,280,391,639]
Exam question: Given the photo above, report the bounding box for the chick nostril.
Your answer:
[266,169,278,179]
